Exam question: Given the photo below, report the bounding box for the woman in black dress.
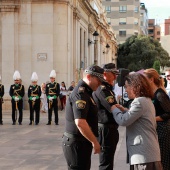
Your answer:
[144,68,170,170]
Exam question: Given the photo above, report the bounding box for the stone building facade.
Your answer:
[0,0,117,109]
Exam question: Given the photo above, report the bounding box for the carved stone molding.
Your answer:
[88,24,95,34]
[100,36,104,44]
[0,5,20,12]
[73,8,81,21]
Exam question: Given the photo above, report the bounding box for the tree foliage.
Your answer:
[153,60,160,74]
[117,35,170,71]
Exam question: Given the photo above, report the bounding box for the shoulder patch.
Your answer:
[78,87,85,94]
[76,100,86,109]
[105,96,114,104]
[101,85,106,90]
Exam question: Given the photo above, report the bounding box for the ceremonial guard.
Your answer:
[28,72,41,125]
[0,75,4,125]
[46,70,60,125]
[9,71,25,125]
[93,63,119,170]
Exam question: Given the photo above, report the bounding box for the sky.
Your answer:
[141,0,170,23]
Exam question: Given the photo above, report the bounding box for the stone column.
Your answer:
[0,5,20,109]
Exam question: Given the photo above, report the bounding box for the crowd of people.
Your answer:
[0,70,75,126]
[62,64,170,170]
[0,64,170,170]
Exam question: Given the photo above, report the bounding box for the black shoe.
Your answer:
[46,122,51,125]
[12,122,16,125]
[19,122,22,125]
[0,122,3,125]
[55,123,59,125]
[35,123,38,125]
[29,122,32,125]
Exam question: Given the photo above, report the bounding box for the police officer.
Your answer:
[93,63,119,170]
[28,72,41,125]
[9,71,25,125]
[46,70,60,125]
[62,65,105,170]
[0,75,4,125]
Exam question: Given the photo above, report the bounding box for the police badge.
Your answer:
[105,96,114,103]
[76,100,86,109]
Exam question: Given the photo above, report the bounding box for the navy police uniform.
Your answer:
[9,83,25,125]
[62,65,105,170]
[46,82,60,125]
[0,84,4,125]
[93,63,119,170]
[28,85,41,125]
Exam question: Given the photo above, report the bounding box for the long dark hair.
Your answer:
[61,81,66,90]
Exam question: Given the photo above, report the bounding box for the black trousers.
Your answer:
[62,135,93,170]
[47,99,58,123]
[0,99,2,123]
[98,125,119,170]
[11,100,23,123]
[29,100,40,124]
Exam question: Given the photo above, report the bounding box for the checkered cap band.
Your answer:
[85,70,105,81]
[104,69,119,74]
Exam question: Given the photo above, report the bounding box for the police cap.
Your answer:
[85,65,105,82]
[102,63,119,75]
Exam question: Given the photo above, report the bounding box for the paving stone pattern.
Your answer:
[0,110,129,170]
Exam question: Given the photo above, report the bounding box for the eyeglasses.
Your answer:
[166,75,170,78]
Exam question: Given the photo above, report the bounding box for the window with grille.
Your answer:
[107,18,111,24]
[134,6,138,12]
[119,6,127,13]
[119,18,126,25]
[106,6,111,13]
[119,30,126,36]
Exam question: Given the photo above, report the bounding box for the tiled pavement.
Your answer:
[0,110,129,170]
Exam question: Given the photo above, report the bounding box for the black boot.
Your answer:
[46,122,51,125]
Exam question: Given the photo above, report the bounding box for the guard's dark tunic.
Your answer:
[9,84,25,124]
[28,85,41,124]
[0,84,4,124]
[46,82,60,124]
[93,81,119,170]
[62,79,98,170]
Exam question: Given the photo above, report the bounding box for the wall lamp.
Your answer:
[106,43,110,48]
[93,31,99,37]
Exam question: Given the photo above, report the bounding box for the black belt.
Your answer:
[98,123,118,129]
[63,132,86,141]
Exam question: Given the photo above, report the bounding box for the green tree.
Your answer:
[153,60,160,74]
[117,35,170,71]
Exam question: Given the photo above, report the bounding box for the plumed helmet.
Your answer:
[13,70,21,80]
[31,72,38,82]
[49,70,56,78]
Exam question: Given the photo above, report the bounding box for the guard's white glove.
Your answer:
[32,97,36,101]
[49,97,53,101]
[15,97,19,101]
